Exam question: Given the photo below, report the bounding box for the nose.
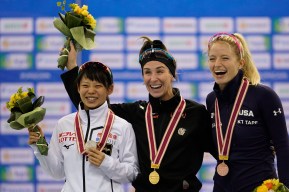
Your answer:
[87,86,96,93]
[150,72,158,81]
[215,58,222,67]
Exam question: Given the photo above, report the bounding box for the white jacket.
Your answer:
[31,101,139,192]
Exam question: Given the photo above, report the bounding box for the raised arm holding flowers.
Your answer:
[54,0,96,70]
[6,87,48,155]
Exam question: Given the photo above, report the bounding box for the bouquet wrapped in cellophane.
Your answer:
[253,179,289,192]
[54,0,97,70]
[6,87,48,155]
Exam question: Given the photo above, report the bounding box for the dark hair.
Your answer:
[139,36,168,55]
[76,61,113,89]
[76,61,114,105]
[138,36,177,78]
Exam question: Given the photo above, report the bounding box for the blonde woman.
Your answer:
[206,32,289,191]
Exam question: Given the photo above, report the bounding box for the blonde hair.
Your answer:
[208,33,260,85]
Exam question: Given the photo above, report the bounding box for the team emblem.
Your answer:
[178,128,186,136]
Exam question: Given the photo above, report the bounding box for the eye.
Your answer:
[143,70,151,75]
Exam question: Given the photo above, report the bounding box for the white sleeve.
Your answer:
[30,121,65,179]
[99,122,139,183]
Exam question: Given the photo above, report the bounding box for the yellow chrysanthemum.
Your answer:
[82,5,88,10]
[81,10,89,17]
[257,185,269,192]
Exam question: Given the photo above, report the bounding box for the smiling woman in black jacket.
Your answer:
[60,37,216,192]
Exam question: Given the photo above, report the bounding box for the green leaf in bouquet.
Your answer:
[37,137,48,156]
[16,96,33,113]
[53,18,72,37]
[9,120,25,130]
[58,13,66,24]
[57,54,68,70]
[29,125,48,156]
[66,12,82,29]
[7,110,22,123]
[16,107,46,128]
[71,26,96,50]
[33,96,45,109]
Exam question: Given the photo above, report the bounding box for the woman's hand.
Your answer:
[28,125,44,145]
[66,41,78,70]
[85,147,106,167]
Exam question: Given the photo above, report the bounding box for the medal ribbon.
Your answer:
[74,109,115,154]
[145,97,186,167]
[215,78,249,160]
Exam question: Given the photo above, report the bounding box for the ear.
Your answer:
[239,59,245,69]
[107,84,114,95]
[77,84,80,94]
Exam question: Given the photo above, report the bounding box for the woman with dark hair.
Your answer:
[60,37,216,192]
[28,61,139,192]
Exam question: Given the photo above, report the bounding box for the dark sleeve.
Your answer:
[110,101,145,125]
[201,105,218,160]
[60,66,80,109]
[259,87,289,187]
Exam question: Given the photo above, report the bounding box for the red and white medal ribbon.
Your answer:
[215,78,249,160]
[145,97,186,168]
[74,109,115,154]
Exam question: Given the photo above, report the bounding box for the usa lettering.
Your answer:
[239,110,254,117]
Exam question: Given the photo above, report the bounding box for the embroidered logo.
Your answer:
[211,113,215,119]
[63,143,74,149]
[273,108,282,116]
[183,180,189,189]
[178,128,186,136]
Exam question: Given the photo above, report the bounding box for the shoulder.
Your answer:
[249,83,279,99]
[57,112,76,125]
[113,114,133,129]
[184,99,207,112]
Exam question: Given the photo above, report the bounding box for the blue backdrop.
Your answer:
[1,0,289,191]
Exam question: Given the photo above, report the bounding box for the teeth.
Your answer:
[87,97,96,101]
[215,70,226,75]
[151,85,161,89]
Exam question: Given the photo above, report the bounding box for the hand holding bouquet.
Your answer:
[54,0,97,70]
[6,87,48,155]
[253,179,289,192]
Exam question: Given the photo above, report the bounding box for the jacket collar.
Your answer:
[77,101,109,125]
[213,70,244,104]
[148,88,181,112]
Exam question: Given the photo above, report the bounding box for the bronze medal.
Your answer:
[149,170,160,184]
[217,162,229,176]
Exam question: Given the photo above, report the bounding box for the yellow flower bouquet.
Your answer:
[253,179,289,192]
[6,87,48,155]
[53,0,97,70]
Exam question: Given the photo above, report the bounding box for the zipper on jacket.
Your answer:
[110,179,114,192]
[82,110,91,192]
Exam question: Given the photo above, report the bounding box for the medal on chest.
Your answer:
[145,97,186,184]
[74,109,115,154]
[215,78,249,176]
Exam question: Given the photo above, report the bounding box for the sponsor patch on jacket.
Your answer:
[58,132,76,143]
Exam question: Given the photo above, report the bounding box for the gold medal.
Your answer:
[217,162,229,176]
[149,170,160,184]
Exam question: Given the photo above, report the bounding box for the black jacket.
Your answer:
[61,67,216,192]
[206,71,289,191]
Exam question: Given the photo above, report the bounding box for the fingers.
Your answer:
[85,148,105,167]
[28,131,41,145]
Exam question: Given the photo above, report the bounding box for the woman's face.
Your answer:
[78,77,113,110]
[143,61,174,101]
[208,41,242,91]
